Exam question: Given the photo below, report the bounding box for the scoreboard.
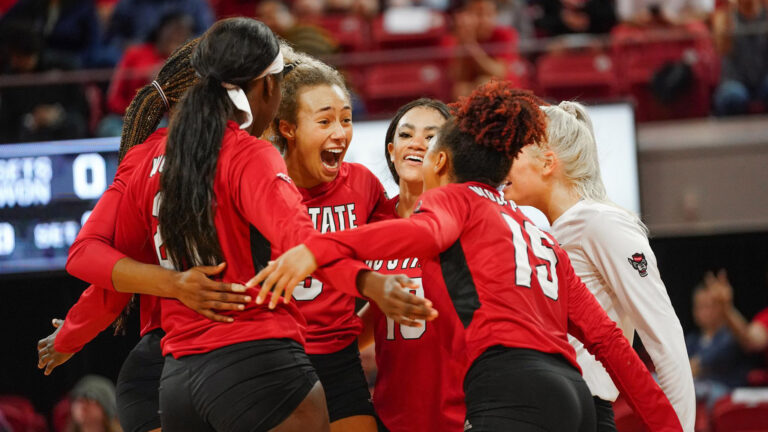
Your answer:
[0,138,120,274]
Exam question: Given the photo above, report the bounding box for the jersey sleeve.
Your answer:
[66,183,127,291]
[564,257,682,432]
[230,140,368,297]
[582,212,695,431]
[53,285,132,353]
[305,186,468,266]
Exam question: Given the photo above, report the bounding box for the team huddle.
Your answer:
[35,17,695,432]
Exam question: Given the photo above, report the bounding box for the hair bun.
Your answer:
[450,80,547,159]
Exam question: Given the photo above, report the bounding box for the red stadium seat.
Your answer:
[536,50,619,102]
[611,24,716,122]
[0,395,47,432]
[370,11,448,49]
[361,61,449,114]
[711,392,768,432]
[317,15,370,52]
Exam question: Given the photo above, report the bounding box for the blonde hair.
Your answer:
[535,101,646,232]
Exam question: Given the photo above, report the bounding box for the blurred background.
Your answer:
[1,0,767,431]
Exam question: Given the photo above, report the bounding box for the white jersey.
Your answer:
[551,200,695,432]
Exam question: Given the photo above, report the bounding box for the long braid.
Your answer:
[112,38,199,333]
[118,38,200,162]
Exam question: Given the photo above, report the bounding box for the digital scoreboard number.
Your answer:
[0,138,120,274]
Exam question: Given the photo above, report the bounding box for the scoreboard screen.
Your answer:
[0,138,120,274]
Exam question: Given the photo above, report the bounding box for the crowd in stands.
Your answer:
[0,0,767,143]
[1,375,121,432]
[684,269,768,431]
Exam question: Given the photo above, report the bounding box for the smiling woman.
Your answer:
[269,51,387,432]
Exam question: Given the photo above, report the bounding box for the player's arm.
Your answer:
[707,269,768,353]
[66,145,250,320]
[565,258,682,432]
[249,187,465,291]
[582,212,694,431]
[357,303,375,350]
[37,285,132,375]
[239,178,433,325]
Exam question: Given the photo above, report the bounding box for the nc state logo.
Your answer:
[628,252,648,277]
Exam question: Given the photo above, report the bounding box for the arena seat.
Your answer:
[535,50,619,102]
[370,10,448,49]
[0,395,47,432]
[317,15,371,52]
[611,24,716,122]
[711,392,768,432]
[362,61,449,114]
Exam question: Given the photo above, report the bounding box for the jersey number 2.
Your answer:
[502,214,559,300]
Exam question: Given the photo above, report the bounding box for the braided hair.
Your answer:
[437,80,548,187]
[118,38,200,162]
[112,37,200,333]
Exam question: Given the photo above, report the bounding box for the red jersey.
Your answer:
[306,182,682,431]
[294,162,387,354]
[117,121,366,358]
[365,196,466,432]
[58,131,165,353]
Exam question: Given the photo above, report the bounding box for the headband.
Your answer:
[222,50,284,130]
[152,80,170,110]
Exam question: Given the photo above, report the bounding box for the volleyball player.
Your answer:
[269,52,385,431]
[37,38,255,432]
[501,101,695,431]
[251,81,683,431]
[358,99,467,432]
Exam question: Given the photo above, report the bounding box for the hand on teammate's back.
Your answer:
[171,262,251,323]
[37,319,73,375]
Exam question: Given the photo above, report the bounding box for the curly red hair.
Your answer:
[449,80,547,159]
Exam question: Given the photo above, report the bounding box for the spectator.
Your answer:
[446,0,522,98]
[66,375,121,432]
[98,11,192,136]
[617,0,714,26]
[326,0,379,17]
[102,0,212,65]
[708,269,768,384]
[293,0,327,23]
[712,0,768,116]
[530,0,617,37]
[256,0,339,57]
[0,21,89,143]
[686,283,750,407]
[0,0,101,68]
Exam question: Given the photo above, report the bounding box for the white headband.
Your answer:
[223,50,284,130]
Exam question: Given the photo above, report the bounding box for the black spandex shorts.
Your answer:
[464,346,596,432]
[159,338,319,432]
[308,340,375,422]
[116,328,164,432]
[594,397,618,432]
